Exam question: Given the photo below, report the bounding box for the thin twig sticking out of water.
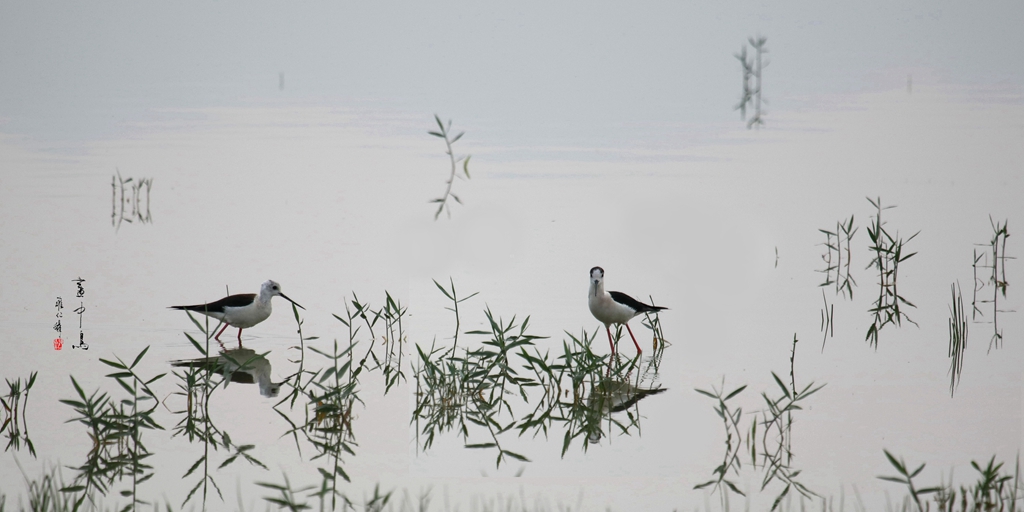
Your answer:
[429,115,472,220]
[865,197,919,349]
[948,282,968,396]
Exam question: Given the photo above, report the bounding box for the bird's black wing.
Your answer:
[170,293,257,313]
[608,291,667,314]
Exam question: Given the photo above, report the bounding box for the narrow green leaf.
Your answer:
[99,358,127,370]
[502,449,530,462]
[131,346,151,369]
[725,385,747,401]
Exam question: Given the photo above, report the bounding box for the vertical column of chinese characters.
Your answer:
[73,277,88,350]
[54,297,64,350]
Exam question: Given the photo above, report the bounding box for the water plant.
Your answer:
[2,372,37,457]
[948,282,968,396]
[696,336,824,511]
[164,311,270,509]
[413,281,667,467]
[877,450,945,512]
[413,305,546,467]
[428,115,472,220]
[972,217,1012,352]
[58,347,165,511]
[865,197,919,349]
[754,340,824,510]
[818,215,858,299]
[433,278,478,357]
[694,379,747,504]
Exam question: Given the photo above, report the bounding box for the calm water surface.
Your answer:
[0,87,1021,510]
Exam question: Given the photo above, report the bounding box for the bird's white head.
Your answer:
[589,266,605,294]
[261,280,283,297]
[261,280,305,310]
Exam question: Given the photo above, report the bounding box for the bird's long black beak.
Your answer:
[281,293,305,310]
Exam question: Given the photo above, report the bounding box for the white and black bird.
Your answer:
[588,266,666,354]
[172,348,282,397]
[170,280,304,348]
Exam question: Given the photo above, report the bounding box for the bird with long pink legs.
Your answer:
[171,280,303,349]
[587,266,666,355]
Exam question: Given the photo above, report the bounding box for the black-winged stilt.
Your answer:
[588,266,666,354]
[170,280,303,348]
[172,347,283,397]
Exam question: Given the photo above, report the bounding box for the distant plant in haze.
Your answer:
[111,169,153,231]
[428,115,472,220]
[736,36,768,129]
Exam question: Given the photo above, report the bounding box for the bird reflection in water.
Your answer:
[171,348,282,398]
[583,372,667,444]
